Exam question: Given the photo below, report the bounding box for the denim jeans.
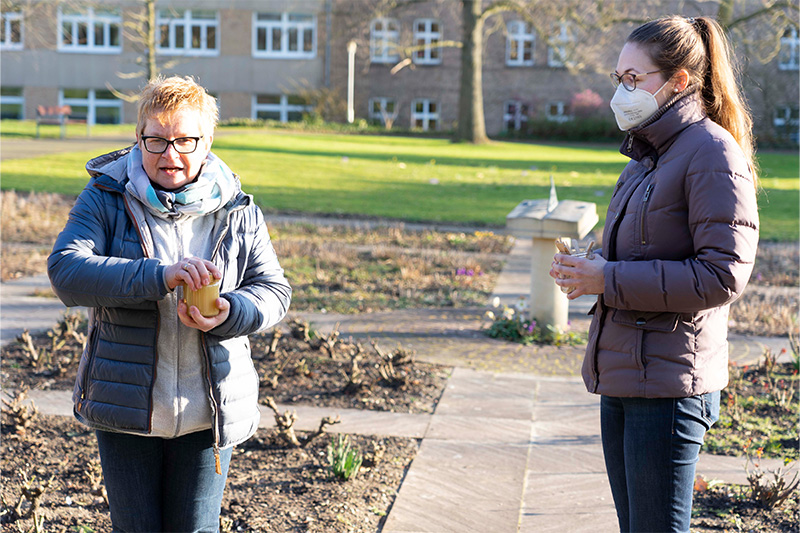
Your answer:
[600,392,720,533]
[95,429,233,533]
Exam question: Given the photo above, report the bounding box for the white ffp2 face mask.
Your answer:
[609,80,670,131]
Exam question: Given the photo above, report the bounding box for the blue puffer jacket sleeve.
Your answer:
[48,180,170,308]
[208,202,291,339]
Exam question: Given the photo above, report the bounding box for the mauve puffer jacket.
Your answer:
[583,92,759,398]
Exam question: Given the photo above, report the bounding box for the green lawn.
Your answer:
[2,123,797,241]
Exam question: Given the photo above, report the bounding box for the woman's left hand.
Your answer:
[550,253,608,300]
[178,297,230,332]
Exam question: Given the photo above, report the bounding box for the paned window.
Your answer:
[504,101,529,131]
[253,94,310,122]
[548,22,573,68]
[413,19,441,65]
[60,88,122,125]
[506,21,534,67]
[1,10,23,50]
[58,6,121,53]
[253,13,316,58]
[370,18,399,63]
[779,26,799,71]
[157,9,219,56]
[774,106,799,143]
[411,99,438,131]
[545,101,570,123]
[368,97,397,125]
[1,87,24,119]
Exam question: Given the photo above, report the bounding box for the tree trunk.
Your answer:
[146,0,157,81]
[455,0,489,144]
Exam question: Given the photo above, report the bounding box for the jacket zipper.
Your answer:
[202,198,248,475]
[122,193,160,433]
[626,132,635,152]
[640,182,654,245]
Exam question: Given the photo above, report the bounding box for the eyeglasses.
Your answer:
[141,135,203,154]
[610,70,664,92]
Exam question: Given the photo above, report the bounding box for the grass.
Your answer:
[2,121,797,241]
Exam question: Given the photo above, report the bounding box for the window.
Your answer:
[369,97,397,126]
[548,22,573,68]
[413,19,441,65]
[1,87,24,119]
[411,99,438,131]
[253,12,316,58]
[1,10,23,50]
[157,9,218,56]
[545,101,570,123]
[58,6,121,53]
[370,18,399,63]
[774,106,799,143]
[60,89,122,125]
[253,94,310,122]
[506,21,534,67]
[779,26,799,71]
[503,101,529,131]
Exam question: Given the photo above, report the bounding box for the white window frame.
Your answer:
[57,6,121,54]
[370,17,399,64]
[252,94,310,123]
[774,105,799,143]
[503,100,528,131]
[411,98,439,131]
[545,101,570,123]
[157,9,219,56]
[506,20,534,67]
[1,10,23,50]
[0,88,25,119]
[368,97,398,125]
[252,12,316,59]
[779,26,799,71]
[548,22,573,68]
[59,89,123,126]
[413,18,442,65]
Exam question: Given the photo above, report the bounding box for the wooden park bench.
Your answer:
[35,105,90,139]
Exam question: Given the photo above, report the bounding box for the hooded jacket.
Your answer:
[582,92,759,398]
[48,147,292,452]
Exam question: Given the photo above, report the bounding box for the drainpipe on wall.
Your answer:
[324,0,332,87]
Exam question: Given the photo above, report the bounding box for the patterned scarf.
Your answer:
[125,144,238,219]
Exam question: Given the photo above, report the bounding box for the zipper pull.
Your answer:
[626,132,635,152]
[643,183,654,202]
[214,444,222,475]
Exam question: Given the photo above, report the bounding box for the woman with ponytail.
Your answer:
[549,16,759,532]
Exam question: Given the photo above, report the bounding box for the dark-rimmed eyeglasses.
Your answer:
[141,135,203,154]
[610,70,664,92]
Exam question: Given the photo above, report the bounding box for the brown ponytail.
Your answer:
[628,16,758,183]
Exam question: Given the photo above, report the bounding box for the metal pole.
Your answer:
[347,40,357,123]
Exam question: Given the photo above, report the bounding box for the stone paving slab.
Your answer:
[382,439,529,533]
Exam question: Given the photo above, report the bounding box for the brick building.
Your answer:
[1,0,797,143]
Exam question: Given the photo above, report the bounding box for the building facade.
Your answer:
[1,0,797,144]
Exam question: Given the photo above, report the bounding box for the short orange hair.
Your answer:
[136,76,218,137]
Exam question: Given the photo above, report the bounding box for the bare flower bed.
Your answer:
[1,314,446,532]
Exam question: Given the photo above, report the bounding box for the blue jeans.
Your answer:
[600,392,719,533]
[95,429,233,533]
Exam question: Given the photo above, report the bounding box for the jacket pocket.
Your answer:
[611,309,680,332]
[78,322,101,406]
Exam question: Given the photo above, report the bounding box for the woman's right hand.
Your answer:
[165,257,222,291]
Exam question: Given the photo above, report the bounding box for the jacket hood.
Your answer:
[85,146,247,209]
[622,90,706,162]
[86,145,135,182]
